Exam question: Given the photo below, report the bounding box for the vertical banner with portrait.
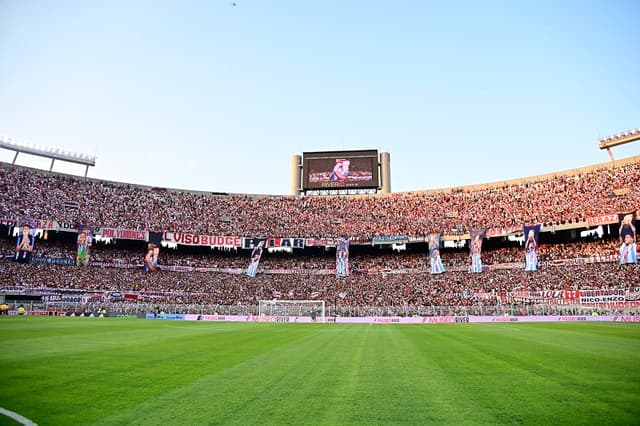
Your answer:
[15,223,35,263]
[469,229,485,273]
[76,225,93,266]
[246,239,266,277]
[618,212,637,265]
[523,224,541,271]
[336,237,350,277]
[144,232,163,272]
[428,233,445,274]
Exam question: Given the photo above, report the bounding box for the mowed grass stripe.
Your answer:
[0,318,638,425]
[0,319,313,425]
[99,323,640,425]
[101,323,337,425]
[401,324,640,425]
[100,324,451,425]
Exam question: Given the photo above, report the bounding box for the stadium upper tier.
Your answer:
[1,157,639,238]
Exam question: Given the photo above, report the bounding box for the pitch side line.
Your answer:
[0,407,38,426]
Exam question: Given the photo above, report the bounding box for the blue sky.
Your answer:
[1,0,638,194]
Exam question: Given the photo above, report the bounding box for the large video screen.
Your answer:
[303,150,379,190]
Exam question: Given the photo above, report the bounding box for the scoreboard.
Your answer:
[302,149,379,190]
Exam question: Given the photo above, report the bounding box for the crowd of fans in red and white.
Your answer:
[1,159,639,315]
[1,159,639,237]
[1,235,638,316]
[1,258,638,316]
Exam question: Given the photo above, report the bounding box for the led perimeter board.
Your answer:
[302,149,379,190]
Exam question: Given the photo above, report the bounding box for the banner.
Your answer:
[76,225,92,266]
[305,238,333,247]
[242,237,268,250]
[266,238,305,249]
[3,217,55,230]
[15,223,35,263]
[485,225,522,238]
[163,232,241,248]
[523,224,541,271]
[586,213,620,227]
[246,240,266,277]
[580,295,626,304]
[428,233,445,274]
[564,290,581,302]
[618,212,637,265]
[348,236,372,245]
[372,235,409,245]
[469,229,485,273]
[100,228,147,241]
[336,238,350,277]
[56,221,80,233]
[29,219,56,230]
[144,232,162,272]
[0,215,18,227]
[30,257,75,266]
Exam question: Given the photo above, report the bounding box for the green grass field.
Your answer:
[0,318,638,425]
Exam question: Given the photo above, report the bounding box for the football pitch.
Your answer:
[0,318,638,425]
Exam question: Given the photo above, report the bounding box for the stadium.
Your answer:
[1,2,640,425]
[1,140,640,319]
[1,136,640,424]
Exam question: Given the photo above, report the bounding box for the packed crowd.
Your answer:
[2,158,638,316]
[1,159,639,238]
[2,255,638,314]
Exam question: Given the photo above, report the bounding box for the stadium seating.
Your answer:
[1,158,639,315]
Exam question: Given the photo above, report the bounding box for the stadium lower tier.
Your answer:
[1,261,638,317]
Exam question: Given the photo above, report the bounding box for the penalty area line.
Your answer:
[0,407,38,426]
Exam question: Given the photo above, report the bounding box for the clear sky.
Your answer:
[1,0,638,195]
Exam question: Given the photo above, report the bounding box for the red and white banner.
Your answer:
[162,232,241,247]
[485,225,522,238]
[586,213,620,226]
[9,218,56,230]
[305,238,333,247]
[579,289,627,304]
[563,290,580,302]
[100,228,147,240]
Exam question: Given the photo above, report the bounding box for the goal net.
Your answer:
[258,300,325,322]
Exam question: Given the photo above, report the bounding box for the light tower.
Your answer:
[0,137,96,177]
[599,128,640,163]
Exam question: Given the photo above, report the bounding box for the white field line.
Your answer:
[0,407,38,426]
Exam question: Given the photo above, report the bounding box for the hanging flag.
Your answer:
[144,232,163,272]
[336,237,350,277]
[76,225,93,267]
[469,229,485,273]
[428,233,445,274]
[246,240,266,277]
[523,224,541,271]
[618,212,637,265]
[15,223,35,264]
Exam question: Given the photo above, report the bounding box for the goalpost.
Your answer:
[258,300,325,322]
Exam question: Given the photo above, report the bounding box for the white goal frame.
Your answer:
[258,300,325,322]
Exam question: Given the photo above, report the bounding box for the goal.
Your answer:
[258,300,325,322]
